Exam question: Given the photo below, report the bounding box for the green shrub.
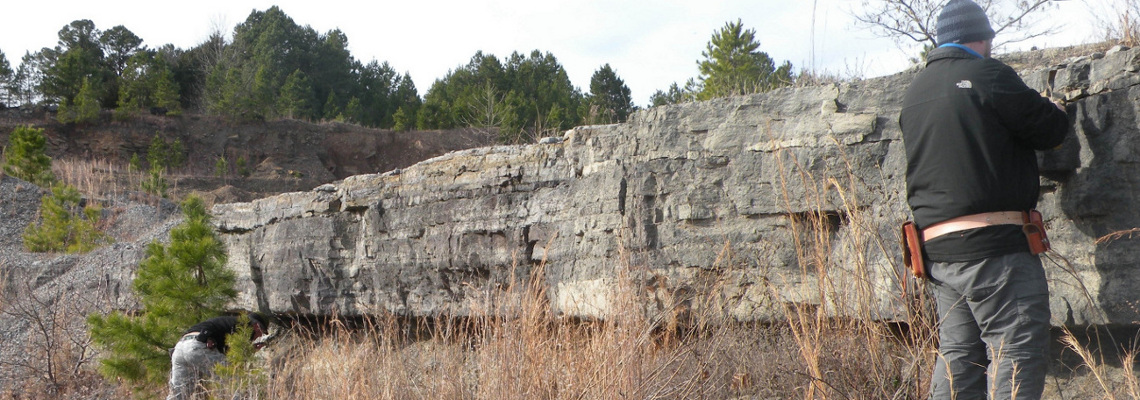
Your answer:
[211,314,268,398]
[140,165,167,198]
[146,133,168,170]
[128,153,141,173]
[215,155,228,178]
[236,156,250,178]
[23,184,109,253]
[2,125,55,186]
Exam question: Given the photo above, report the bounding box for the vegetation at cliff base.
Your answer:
[87,196,236,392]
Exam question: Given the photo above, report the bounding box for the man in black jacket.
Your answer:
[899,0,1069,398]
[166,313,268,400]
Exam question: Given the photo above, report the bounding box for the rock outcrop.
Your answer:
[212,44,1140,326]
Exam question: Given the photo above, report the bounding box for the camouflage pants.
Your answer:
[167,333,227,400]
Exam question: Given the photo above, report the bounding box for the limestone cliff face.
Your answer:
[213,45,1140,326]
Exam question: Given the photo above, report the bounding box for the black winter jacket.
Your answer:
[186,315,263,354]
[900,46,1069,261]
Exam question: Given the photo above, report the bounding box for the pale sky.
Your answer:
[0,0,1112,107]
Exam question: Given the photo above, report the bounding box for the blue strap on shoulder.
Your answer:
[939,43,984,59]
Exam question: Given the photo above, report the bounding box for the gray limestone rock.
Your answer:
[212,46,1140,326]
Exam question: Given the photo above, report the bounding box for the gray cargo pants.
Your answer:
[167,333,228,400]
[928,251,1051,399]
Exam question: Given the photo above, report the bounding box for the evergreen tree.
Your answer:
[209,314,268,397]
[116,52,153,118]
[421,50,581,142]
[23,184,108,253]
[99,25,144,78]
[392,72,421,125]
[57,76,102,124]
[343,96,363,124]
[0,49,13,107]
[322,91,342,121]
[2,125,55,186]
[251,66,276,120]
[40,20,113,107]
[650,82,690,107]
[205,6,327,121]
[278,69,314,120]
[168,138,185,170]
[392,106,413,131]
[312,28,358,120]
[696,19,793,100]
[235,156,249,178]
[152,65,181,115]
[355,61,401,128]
[214,155,228,179]
[140,165,168,197]
[503,50,583,140]
[10,52,47,107]
[146,133,169,170]
[586,64,634,123]
[87,196,236,390]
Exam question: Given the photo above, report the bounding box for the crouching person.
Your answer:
[167,313,268,400]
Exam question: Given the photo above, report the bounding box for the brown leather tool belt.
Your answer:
[922,211,1026,241]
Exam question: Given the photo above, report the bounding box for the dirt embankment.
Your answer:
[0,110,497,204]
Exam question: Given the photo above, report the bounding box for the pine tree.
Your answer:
[322,91,342,121]
[140,165,167,197]
[392,106,413,132]
[168,138,185,170]
[152,66,181,116]
[214,155,228,179]
[650,82,691,107]
[2,125,55,186]
[115,52,151,120]
[0,49,13,107]
[128,153,141,172]
[343,96,362,124]
[210,314,268,397]
[278,69,314,120]
[23,184,108,253]
[57,76,102,124]
[87,196,236,391]
[697,19,793,100]
[587,64,634,123]
[146,133,168,170]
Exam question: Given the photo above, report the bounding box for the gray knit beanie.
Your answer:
[936,0,995,45]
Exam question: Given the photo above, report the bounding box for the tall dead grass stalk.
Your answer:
[763,134,939,398]
[52,157,146,200]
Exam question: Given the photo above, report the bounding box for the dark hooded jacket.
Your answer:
[900,46,1069,262]
[185,314,266,354]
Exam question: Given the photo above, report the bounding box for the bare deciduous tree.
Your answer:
[0,281,100,396]
[853,0,1065,51]
[460,81,506,130]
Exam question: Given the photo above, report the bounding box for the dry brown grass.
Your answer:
[52,157,146,200]
[1096,0,1140,47]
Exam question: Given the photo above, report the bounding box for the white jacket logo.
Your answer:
[956,80,973,89]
